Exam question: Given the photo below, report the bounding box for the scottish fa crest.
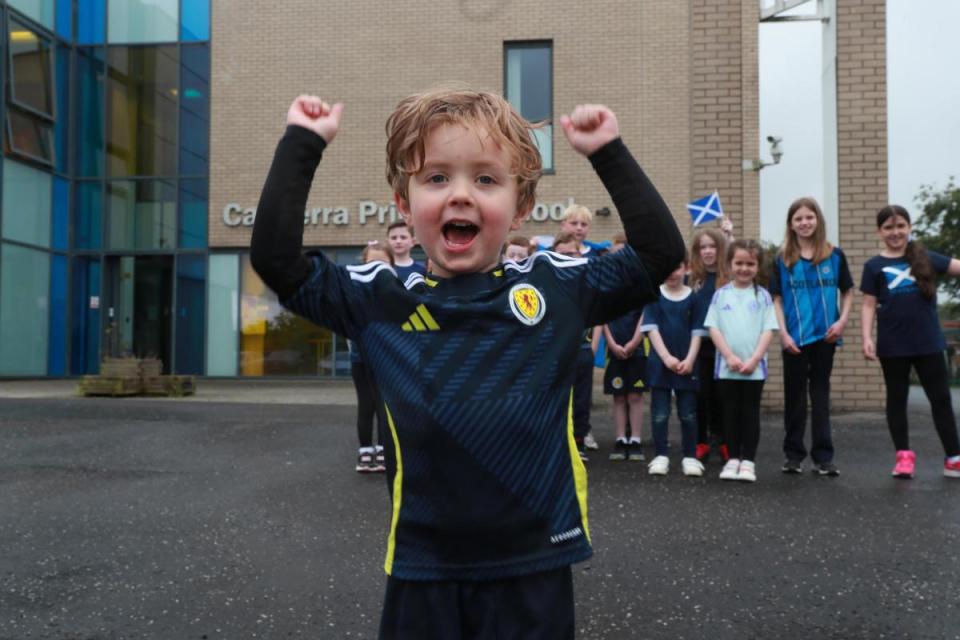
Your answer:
[509,284,546,326]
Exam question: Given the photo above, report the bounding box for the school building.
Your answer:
[0,0,889,409]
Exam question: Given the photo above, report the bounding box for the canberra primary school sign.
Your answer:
[221,198,579,228]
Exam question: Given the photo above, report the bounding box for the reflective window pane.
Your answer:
[52,176,68,250]
[108,0,178,44]
[71,256,101,374]
[505,42,553,170]
[107,46,178,176]
[207,254,238,376]
[8,0,55,30]
[179,43,209,175]
[106,180,176,250]
[74,180,102,249]
[7,108,54,164]
[77,0,105,45]
[9,19,54,116]
[55,0,72,39]
[48,253,67,375]
[54,44,69,173]
[179,178,207,248]
[0,243,49,375]
[175,255,205,374]
[2,158,52,247]
[240,255,332,376]
[75,47,106,177]
[180,0,209,41]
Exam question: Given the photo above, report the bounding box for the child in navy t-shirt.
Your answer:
[860,204,960,479]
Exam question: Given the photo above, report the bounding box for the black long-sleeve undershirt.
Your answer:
[588,137,686,287]
[251,127,685,300]
[251,125,327,301]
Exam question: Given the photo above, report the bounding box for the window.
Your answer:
[2,158,52,247]
[7,19,56,164]
[106,179,177,249]
[9,19,54,116]
[206,254,238,376]
[180,0,209,41]
[0,243,50,375]
[77,0,106,45]
[179,43,209,175]
[107,46,179,176]
[74,47,106,176]
[108,0,178,44]
[504,41,553,171]
[8,0,55,31]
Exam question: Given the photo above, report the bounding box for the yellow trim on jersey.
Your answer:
[493,269,504,277]
[383,404,404,575]
[566,389,591,543]
[416,304,440,330]
[425,277,439,287]
[408,312,427,331]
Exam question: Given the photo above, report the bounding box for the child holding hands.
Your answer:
[704,239,778,482]
[641,258,708,476]
[604,233,648,461]
[251,90,684,638]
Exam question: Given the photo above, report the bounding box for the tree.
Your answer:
[914,177,960,302]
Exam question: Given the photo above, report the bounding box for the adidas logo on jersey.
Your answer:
[401,304,440,332]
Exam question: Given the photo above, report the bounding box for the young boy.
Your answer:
[385,220,427,284]
[559,204,609,257]
[502,234,533,262]
[603,233,648,462]
[251,89,684,638]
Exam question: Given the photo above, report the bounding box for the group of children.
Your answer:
[253,87,960,639]
[565,196,960,485]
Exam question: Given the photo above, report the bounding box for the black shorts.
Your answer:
[378,566,574,640]
[604,355,646,396]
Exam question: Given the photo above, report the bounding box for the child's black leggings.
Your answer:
[879,352,960,456]
[718,379,764,461]
[351,361,382,448]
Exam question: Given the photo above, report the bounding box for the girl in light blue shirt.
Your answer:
[704,240,778,482]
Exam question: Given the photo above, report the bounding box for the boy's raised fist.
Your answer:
[287,95,344,144]
[560,104,620,157]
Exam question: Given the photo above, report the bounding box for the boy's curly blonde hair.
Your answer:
[385,87,543,214]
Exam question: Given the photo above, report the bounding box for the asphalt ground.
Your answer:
[1,383,959,639]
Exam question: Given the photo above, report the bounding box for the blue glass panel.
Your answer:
[108,0,177,44]
[8,0,55,30]
[70,256,101,374]
[0,244,49,374]
[179,44,209,175]
[52,176,69,249]
[106,179,176,250]
[55,44,69,174]
[2,159,52,247]
[55,0,72,39]
[77,0,105,45]
[180,0,209,41]
[74,181,102,249]
[175,254,205,374]
[74,48,105,177]
[178,178,207,248]
[48,253,67,375]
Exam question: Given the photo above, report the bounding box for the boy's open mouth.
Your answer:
[442,221,479,247]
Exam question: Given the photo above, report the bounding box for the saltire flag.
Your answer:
[687,191,723,226]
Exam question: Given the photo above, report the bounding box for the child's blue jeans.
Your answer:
[650,388,698,457]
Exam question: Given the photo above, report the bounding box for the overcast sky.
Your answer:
[758,0,960,243]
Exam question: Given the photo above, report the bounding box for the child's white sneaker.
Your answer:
[719,458,741,480]
[681,457,704,477]
[737,460,756,483]
[647,455,670,475]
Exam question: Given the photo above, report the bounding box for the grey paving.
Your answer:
[0,388,958,639]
